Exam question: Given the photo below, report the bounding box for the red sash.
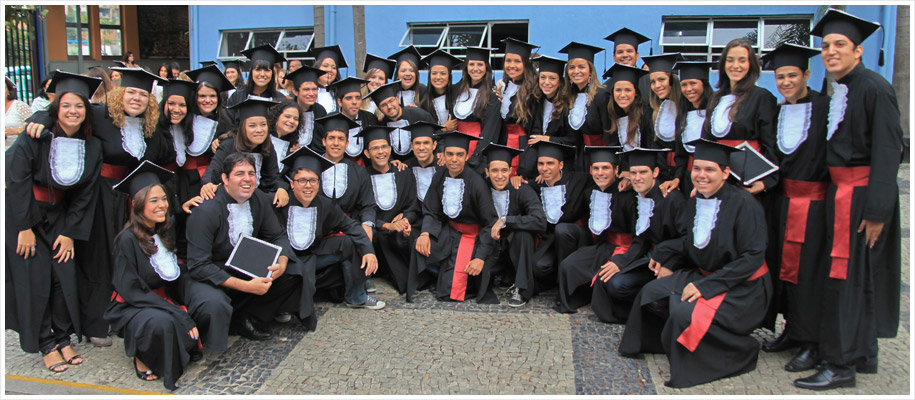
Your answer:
[182,154,211,180]
[162,162,179,173]
[827,166,870,280]
[779,179,828,284]
[504,123,525,176]
[100,163,128,180]
[665,152,676,168]
[582,133,606,147]
[448,221,481,301]
[457,121,482,156]
[590,232,635,287]
[345,154,365,167]
[676,262,768,352]
[717,139,760,153]
[33,184,64,204]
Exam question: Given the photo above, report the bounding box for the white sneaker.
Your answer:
[347,296,386,310]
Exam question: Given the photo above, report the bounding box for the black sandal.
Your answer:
[41,350,68,373]
[133,357,158,381]
[60,345,82,365]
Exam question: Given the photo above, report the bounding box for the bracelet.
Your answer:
[419,232,430,237]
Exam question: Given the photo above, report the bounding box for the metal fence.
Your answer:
[5,9,40,104]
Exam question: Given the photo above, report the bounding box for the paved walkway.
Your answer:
[4,166,911,397]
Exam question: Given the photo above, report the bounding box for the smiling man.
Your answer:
[365,81,434,163]
[602,27,652,96]
[328,77,379,166]
[284,65,330,154]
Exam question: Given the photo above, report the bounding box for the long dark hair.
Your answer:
[244,59,280,99]
[501,57,538,127]
[607,82,645,147]
[705,39,761,126]
[117,184,176,257]
[532,70,568,122]
[419,67,455,120]
[267,100,302,144]
[454,59,494,118]
[675,79,713,135]
[191,80,225,119]
[47,92,94,138]
[157,91,193,143]
[157,63,170,79]
[230,116,273,157]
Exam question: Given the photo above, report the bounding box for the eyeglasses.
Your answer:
[368,144,390,152]
[293,178,319,186]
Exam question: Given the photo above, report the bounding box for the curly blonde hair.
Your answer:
[106,86,159,138]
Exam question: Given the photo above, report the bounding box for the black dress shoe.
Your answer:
[794,367,855,390]
[762,331,799,353]
[231,317,273,341]
[856,357,878,374]
[785,346,819,372]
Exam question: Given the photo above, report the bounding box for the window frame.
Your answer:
[97,5,123,58]
[65,5,92,58]
[399,20,529,70]
[217,27,315,62]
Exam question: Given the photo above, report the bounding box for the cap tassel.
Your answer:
[649,39,653,56]
[878,23,885,67]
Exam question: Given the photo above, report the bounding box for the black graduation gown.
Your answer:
[672,103,707,195]
[409,167,497,302]
[517,96,571,179]
[451,82,502,173]
[819,62,903,369]
[610,104,657,172]
[485,183,547,301]
[202,138,286,196]
[591,183,685,322]
[287,97,329,156]
[398,83,427,107]
[225,87,289,121]
[319,157,377,225]
[529,171,592,279]
[344,110,380,165]
[651,99,680,180]
[175,111,236,205]
[405,158,442,206]
[499,80,542,176]
[184,187,299,351]
[618,183,772,388]
[367,164,421,294]
[5,130,102,353]
[104,231,197,391]
[380,106,434,162]
[555,182,636,313]
[278,195,375,330]
[566,84,611,170]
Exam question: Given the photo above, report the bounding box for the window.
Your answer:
[218,28,315,62]
[399,20,529,70]
[660,15,812,70]
[65,5,90,56]
[98,5,123,57]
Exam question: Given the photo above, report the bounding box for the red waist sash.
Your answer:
[182,154,211,180]
[827,166,870,280]
[590,232,635,286]
[665,152,676,168]
[504,123,525,176]
[100,163,128,180]
[448,221,481,302]
[676,262,768,352]
[33,184,64,204]
[162,162,179,173]
[582,133,606,146]
[779,179,828,284]
[457,121,482,157]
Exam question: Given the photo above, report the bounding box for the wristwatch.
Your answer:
[500,216,507,227]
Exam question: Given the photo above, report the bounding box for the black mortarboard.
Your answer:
[199,60,218,67]
[435,130,481,151]
[407,121,444,141]
[617,147,670,168]
[641,53,684,74]
[674,61,715,81]
[534,141,574,162]
[389,46,422,69]
[534,55,567,76]
[604,28,652,51]
[309,45,348,68]
[356,125,396,144]
[328,76,367,97]
[162,79,196,102]
[502,37,538,60]
[558,41,604,64]
[284,65,328,88]
[811,8,884,66]
[316,113,359,133]
[47,70,102,98]
[464,47,494,64]
[242,44,286,66]
[421,49,462,70]
[363,53,396,78]
[363,80,400,105]
[282,145,334,176]
[584,145,622,165]
[484,143,523,165]
[602,63,649,84]
[227,96,279,122]
[687,138,739,167]
[760,43,821,71]
[185,65,233,93]
[221,59,244,71]
[112,160,174,197]
[110,67,165,93]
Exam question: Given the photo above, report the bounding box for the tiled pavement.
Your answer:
[3,165,911,396]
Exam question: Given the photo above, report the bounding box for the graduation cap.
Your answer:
[110,67,165,93]
[356,125,396,144]
[534,55,567,76]
[617,147,670,168]
[112,160,174,197]
[227,96,279,122]
[534,141,575,162]
[242,44,286,66]
[502,37,538,60]
[760,43,821,71]
[284,65,329,89]
[674,61,715,81]
[199,60,218,67]
[604,28,652,54]
[112,60,128,68]
[686,138,739,167]
[221,59,245,72]
[726,142,779,185]
[389,45,422,69]
[465,47,495,64]
[812,8,884,65]
[308,45,348,69]
[435,130,481,151]
[282,144,335,176]
[328,76,367,97]
[558,41,604,64]
[185,65,233,93]
[363,53,396,78]
[316,112,359,133]
[602,63,649,84]
[47,70,102,98]
[162,79,196,102]
[484,143,523,165]
[363,80,401,105]
[407,120,444,141]
[584,145,621,165]
[641,53,684,74]
[421,49,462,70]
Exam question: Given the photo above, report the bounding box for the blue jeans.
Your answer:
[315,255,366,305]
